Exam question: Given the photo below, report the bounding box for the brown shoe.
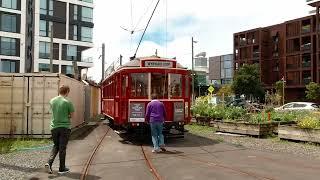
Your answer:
[160,145,166,152]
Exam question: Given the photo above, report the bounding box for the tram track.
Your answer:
[80,126,111,180]
[79,125,163,180]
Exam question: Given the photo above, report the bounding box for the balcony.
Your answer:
[303,77,312,85]
[301,43,311,51]
[301,25,311,34]
[82,57,93,63]
[302,61,311,68]
[253,51,260,58]
[240,38,246,46]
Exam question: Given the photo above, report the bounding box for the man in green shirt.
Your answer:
[45,85,74,174]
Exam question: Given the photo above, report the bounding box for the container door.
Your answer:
[84,86,91,122]
[28,76,58,137]
[0,75,27,135]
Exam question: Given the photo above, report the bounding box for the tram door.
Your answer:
[151,73,168,99]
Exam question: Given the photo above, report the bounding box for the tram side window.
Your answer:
[169,74,182,97]
[122,75,127,97]
[130,73,148,97]
[151,73,168,99]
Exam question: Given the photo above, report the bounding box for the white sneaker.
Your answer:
[45,163,53,174]
[152,149,161,153]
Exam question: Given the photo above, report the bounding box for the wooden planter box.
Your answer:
[215,121,277,137]
[272,121,296,134]
[278,125,320,143]
[195,116,211,125]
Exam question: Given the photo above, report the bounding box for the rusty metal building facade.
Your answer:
[234,1,320,101]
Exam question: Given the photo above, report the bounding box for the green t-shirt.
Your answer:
[49,96,75,130]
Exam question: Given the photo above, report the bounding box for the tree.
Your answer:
[216,84,233,97]
[231,64,265,101]
[275,80,284,97]
[305,82,320,101]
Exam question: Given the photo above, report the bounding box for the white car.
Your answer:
[274,102,319,111]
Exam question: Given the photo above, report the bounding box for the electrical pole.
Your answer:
[191,37,194,104]
[102,43,105,81]
[50,24,53,73]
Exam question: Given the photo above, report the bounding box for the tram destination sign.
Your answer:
[144,60,174,68]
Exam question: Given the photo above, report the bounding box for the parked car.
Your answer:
[274,102,319,111]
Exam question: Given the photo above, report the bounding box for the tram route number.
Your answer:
[129,102,145,122]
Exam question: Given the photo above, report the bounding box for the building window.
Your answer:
[81,7,93,22]
[0,37,17,56]
[61,65,73,75]
[39,41,50,59]
[1,59,19,73]
[39,63,58,72]
[1,0,17,9]
[81,27,92,42]
[40,0,53,15]
[80,0,93,3]
[73,5,78,20]
[67,45,77,61]
[1,13,17,33]
[39,20,52,37]
[73,25,77,40]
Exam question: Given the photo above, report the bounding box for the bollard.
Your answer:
[268,112,271,122]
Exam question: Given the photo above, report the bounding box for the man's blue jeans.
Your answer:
[150,122,164,150]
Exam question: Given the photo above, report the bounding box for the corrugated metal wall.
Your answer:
[0,73,86,138]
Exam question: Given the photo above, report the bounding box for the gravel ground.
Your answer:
[186,124,320,160]
[0,148,51,180]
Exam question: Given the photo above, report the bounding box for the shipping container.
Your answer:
[84,82,101,122]
[0,73,85,138]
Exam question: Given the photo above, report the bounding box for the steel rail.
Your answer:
[80,127,111,180]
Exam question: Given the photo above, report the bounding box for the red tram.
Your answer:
[101,56,191,136]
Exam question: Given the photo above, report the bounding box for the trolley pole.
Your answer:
[49,24,53,73]
[102,43,105,81]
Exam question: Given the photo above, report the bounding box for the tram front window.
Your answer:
[151,73,168,99]
[169,74,182,97]
[130,73,148,97]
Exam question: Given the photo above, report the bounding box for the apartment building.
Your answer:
[0,0,94,77]
[234,1,320,101]
[0,0,25,73]
[209,54,234,85]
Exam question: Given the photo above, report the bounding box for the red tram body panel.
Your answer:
[101,56,191,133]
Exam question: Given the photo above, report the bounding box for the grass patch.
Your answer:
[185,123,216,135]
[0,138,52,154]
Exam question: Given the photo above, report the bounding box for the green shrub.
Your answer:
[297,116,320,129]
[223,106,246,120]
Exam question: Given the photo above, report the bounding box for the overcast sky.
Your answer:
[86,0,312,82]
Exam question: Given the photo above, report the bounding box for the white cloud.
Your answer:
[87,0,312,82]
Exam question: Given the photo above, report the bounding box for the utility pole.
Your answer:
[102,43,105,81]
[191,37,194,104]
[282,77,286,105]
[120,54,122,66]
[49,24,53,72]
